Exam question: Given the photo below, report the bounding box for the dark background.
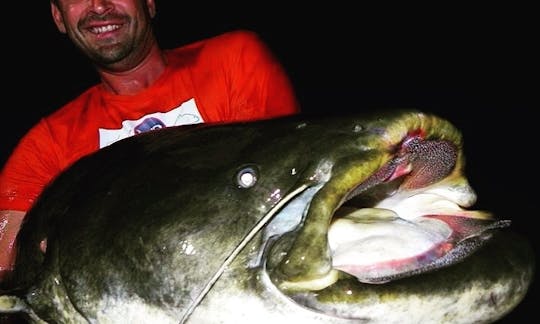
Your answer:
[3,2,536,323]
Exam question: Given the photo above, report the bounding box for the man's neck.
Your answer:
[97,44,167,95]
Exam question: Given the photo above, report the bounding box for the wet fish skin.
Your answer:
[0,109,534,323]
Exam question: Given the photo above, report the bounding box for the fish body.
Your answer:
[0,110,534,323]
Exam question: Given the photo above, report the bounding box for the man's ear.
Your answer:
[51,2,67,34]
[147,0,156,18]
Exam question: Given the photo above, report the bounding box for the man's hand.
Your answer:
[0,210,26,282]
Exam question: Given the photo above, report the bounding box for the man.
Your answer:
[0,0,299,280]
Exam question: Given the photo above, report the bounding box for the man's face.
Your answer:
[51,0,156,69]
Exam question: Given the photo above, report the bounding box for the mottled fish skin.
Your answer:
[0,109,534,323]
[189,231,533,324]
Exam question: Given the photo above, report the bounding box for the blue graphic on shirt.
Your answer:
[134,117,166,134]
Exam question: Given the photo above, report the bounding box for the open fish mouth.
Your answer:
[259,112,510,291]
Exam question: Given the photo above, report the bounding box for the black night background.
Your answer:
[2,3,536,323]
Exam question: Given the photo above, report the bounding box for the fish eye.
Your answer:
[235,165,259,188]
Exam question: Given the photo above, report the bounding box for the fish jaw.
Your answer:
[329,173,511,284]
[266,112,509,292]
[297,229,532,323]
[192,230,533,324]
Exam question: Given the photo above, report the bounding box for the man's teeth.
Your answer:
[91,25,120,34]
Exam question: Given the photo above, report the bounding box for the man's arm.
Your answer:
[0,210,26,281]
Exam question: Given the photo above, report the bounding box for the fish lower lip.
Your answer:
[332,241,454,284]
[329,214,453,283]
[324,207,510,284]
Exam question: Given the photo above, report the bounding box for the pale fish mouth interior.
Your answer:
[328,207,452,283]
[327,176,506,284]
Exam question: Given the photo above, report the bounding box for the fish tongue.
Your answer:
[328,208,453,283]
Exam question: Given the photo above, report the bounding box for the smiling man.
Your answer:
[0,0,299,282]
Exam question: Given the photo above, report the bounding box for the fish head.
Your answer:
[246,110,506,290]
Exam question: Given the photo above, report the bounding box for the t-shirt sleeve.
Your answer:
[224,30,301,120]
[0,119,62,211]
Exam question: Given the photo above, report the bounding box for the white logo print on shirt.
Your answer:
[98,98,203,148]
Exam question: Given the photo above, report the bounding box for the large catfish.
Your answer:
[0,109,534,323]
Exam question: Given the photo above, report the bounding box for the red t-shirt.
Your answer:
[0,30,300,212]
